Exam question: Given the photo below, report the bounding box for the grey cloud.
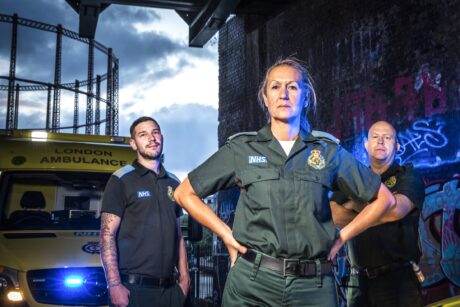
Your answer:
[153,103,218,172]
[117,103,218,174]
[141,57,193,84]
[17,114,47,129]
[0,1,93,83]
[0,0,218,147]
[94,5,215,85]
[1,0,215,92]
[122,101,136,109]
[0,0,78,29]
[100,4,161,26]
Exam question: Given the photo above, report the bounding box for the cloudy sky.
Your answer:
[0,0,219,179]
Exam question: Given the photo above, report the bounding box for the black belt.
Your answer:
[241,249,332,277]
[120,273,176,288]
[363,262,411,279]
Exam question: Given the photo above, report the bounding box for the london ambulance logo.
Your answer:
[167,186,175,202]
[307,149,325,170]
[385,176,397,188]
[82,241,100,254]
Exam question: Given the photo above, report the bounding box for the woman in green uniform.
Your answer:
[174,57,397,306]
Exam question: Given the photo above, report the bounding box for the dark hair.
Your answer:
[257,57,317,132]
[129,116,160,138]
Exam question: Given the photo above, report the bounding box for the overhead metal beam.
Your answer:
[105,0,204,11]
[189,0,240,47]
[65,0,239,47]
[66,0,205,38]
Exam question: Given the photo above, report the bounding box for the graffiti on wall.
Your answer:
[329,65,455,137]
[348,115,457,169]
[331,66,460,304]
[419,176,460,302]
[333,66,459,169]
[395,117,453,167]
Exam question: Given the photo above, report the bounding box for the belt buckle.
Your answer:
[283,259,302,277]
[126,274,141,285]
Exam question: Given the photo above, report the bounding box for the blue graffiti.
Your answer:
[396,118,449,166]
[350,134,369,165]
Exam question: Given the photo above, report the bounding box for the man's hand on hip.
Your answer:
[109,284,130,307]
[179,273,190,296]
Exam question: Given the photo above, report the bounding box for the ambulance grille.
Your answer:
[26,267,107,306]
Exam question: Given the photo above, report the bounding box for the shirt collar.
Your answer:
[380,162,400,181]
[256,124,317,143]
[132,159,166,177]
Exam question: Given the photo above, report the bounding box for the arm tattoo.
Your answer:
[100,212,121,287]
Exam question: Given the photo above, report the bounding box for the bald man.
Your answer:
[330,121,425,307]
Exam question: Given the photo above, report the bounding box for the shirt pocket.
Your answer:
[239,168,280,209]
[295,171,332,189]
[294,170,332,221]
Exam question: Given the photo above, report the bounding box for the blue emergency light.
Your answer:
[64,275,84,288]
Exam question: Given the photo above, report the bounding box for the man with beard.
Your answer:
[100,116,189,307]
[330,120,425,307]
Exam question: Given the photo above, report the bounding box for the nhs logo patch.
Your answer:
[248,156,267,164]
[137,191,151,198]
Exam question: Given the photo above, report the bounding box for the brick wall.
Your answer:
[218,0,460,178]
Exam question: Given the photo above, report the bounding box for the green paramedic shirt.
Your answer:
[188,125,381,260]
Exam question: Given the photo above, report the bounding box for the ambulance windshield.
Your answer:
[0,171,111,230]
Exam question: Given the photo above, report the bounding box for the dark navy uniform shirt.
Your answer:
[101,159,183,278]
[189,125,381,260]
[332,162,425,268]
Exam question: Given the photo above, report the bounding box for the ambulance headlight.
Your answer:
[6,290,24,302]
[0,266,24,302]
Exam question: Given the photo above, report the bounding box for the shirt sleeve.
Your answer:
[395,164,425,210]
[175,204,184,218]
[334,147,381,203]
[329,190,349,205]
[188,142,236,198]
[101,175,126,217]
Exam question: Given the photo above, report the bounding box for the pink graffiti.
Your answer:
[331,74,448,140]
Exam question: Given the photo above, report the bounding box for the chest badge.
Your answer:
[137,191,151,198]
[307,149,326,170]
[248,155,267,164]
[385,176,397,188]
[167,186,176,202]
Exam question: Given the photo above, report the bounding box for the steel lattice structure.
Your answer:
[0,13,119,135]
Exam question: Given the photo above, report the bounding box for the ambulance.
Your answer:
[0,129,136,306]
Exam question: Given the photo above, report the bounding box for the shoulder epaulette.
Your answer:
[311,130,340,144]
[113,165,135,178]
[166,171,181,183]
[227,131,257,142]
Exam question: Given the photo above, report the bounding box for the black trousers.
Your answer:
[109,283,185,307]
[347,265,422,307]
